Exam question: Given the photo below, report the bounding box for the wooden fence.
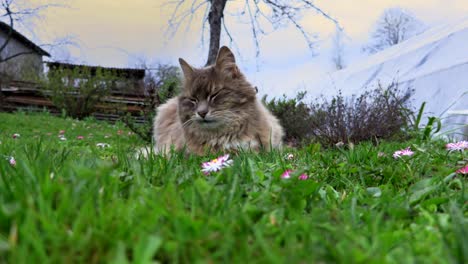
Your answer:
[0,80,149,123]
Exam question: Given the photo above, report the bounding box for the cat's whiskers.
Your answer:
[182,119,194,128]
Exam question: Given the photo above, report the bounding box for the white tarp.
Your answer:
[307,17,468,138]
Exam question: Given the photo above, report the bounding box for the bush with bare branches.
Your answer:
[265,83,414,146]
[308,84,413,145]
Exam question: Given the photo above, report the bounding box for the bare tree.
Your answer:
[165,0,339,66]
[363,7,426,54]
[331,25,346,70]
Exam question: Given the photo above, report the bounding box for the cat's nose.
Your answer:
[198,110,208,118]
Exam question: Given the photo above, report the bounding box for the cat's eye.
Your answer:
[182,98,197,108]
[208,91,221,102]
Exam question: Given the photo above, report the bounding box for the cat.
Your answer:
[151,46,283,155]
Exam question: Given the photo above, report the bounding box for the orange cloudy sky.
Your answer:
[30,0,468,95]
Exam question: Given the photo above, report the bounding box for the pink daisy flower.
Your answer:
[446,141,468,152]
[446,142,462,151]
[12,133,20,139]
[461,141,468,149]
[393,147,414,159]
[281,170,292,179]
[456,165,468,175]
[77,136,84,140]
[281,170,309,180]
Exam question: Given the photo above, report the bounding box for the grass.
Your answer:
[0,111,466,263]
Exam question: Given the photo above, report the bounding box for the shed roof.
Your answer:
[0,21,50,57]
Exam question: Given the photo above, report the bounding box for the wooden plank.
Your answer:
[1,81,153,124]
[3,99,146,112]
[2,82,150,99]
[2,89,149,105]
[5,95,55,106]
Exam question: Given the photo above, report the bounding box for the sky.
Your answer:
[10,0,468,97]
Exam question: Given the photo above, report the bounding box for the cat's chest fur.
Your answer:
[185,127,261,153]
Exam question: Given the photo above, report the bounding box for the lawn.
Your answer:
[0,111,466,263]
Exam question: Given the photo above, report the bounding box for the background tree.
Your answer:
[363,7,426,54]
[166,0,339,66]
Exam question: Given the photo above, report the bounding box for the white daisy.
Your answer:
[201,154,233,174]
[9,157,16,166]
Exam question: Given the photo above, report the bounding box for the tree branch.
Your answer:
[0,0,74,65]
[0,50,36,62]
[165,0,338,63]
[0,1,15,54]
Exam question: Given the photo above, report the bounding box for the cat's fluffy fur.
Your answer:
[152,46,283,155]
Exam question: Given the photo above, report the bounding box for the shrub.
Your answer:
[42,67,118,119]
[308,83,413,146]
[263,92,313,146]
[265,83,414,146]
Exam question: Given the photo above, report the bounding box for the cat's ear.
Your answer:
[179,58,194,80]
[215,46,241,78]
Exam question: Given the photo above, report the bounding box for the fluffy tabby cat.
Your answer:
[152,46,283,155]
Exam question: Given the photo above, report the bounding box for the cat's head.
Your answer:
[177,46,257,131]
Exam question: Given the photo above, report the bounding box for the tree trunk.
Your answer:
[205,0,227,66]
